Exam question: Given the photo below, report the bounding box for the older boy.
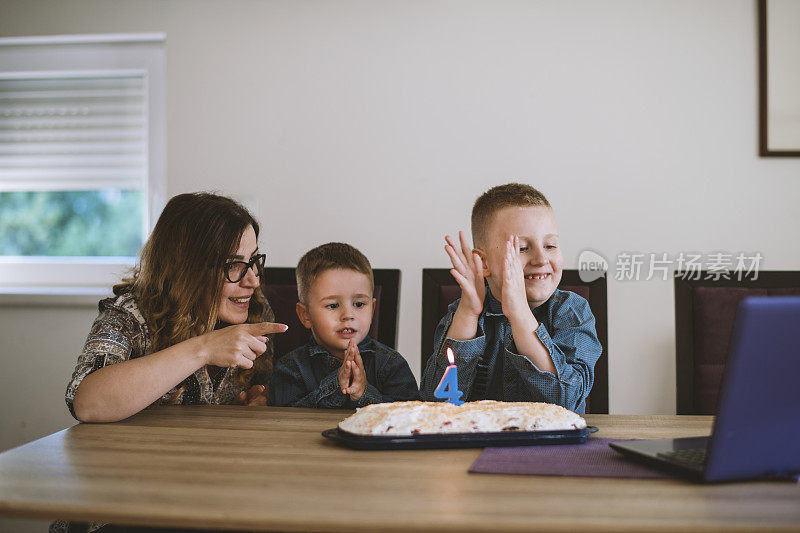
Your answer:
[420,183,601,413]
[270,242,419,408]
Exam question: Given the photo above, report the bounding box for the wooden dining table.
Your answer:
[1,406,799,532]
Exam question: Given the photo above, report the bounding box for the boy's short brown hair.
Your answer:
[296,242,374,302]
[471,182,551,247]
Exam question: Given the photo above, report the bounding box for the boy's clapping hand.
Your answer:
[502,234,532,320]
[338,339,367,400]
[444,230,485,318]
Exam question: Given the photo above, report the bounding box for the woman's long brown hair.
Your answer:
[114,192,271,400]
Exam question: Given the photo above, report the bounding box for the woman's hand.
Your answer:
[199,322,288,369]
[236,384,267,406]
[444,231,486,319]
[73,321,287,423]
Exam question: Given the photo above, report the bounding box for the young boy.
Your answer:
[269,242,419,408]
[420,183,601,414]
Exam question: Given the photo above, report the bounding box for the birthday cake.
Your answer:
[338,400,586,436]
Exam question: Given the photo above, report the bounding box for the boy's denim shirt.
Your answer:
[269,335,420,408]
[419,287,601,414]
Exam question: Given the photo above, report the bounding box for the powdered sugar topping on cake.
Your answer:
[338,400,587,436]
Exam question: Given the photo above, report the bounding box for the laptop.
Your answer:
[610,296,800,483]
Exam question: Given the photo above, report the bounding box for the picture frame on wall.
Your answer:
[758,0,800,156]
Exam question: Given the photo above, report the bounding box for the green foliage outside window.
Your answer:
[0,190,144,257]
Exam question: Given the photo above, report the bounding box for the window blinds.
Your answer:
[0,72,147,191]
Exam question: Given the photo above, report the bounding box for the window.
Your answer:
[0,34,165,292]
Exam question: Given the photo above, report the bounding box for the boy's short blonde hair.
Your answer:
[471,183,551,247]
[296,242,374,303]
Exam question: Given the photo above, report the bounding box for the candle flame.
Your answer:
[446,347,455,365]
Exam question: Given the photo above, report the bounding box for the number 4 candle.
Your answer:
[433,347,464,406]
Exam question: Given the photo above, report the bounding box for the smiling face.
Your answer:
[477,205,563,309]
[217,225,260,324]
[296,268,375,359]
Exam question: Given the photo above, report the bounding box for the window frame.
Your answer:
[0,33,166,295]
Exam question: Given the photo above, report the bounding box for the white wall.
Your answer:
[0,301,97,533]
[1,0,799,451]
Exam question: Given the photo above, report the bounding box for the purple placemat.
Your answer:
[469,438,675,479]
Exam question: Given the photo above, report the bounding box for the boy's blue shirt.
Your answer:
[269,335,420,408]
[419,287,601,414]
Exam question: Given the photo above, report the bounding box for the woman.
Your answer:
[67,192,287,423]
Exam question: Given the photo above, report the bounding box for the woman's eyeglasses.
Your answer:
[224,254,266,283]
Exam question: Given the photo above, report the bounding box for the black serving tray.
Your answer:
[322,425,599,450]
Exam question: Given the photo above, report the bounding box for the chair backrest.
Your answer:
[261,267,401,359]
[421,269,609,413]
[674,271,800,415]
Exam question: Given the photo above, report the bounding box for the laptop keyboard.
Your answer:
[657,448,707,468]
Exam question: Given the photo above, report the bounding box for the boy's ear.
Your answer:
[473,248,491,278]
[370,298,376,320]
[295,302,312,329]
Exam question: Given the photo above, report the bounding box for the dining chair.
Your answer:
[421,268,609,413]
[261,267,401,359]
[674,271,800,415]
